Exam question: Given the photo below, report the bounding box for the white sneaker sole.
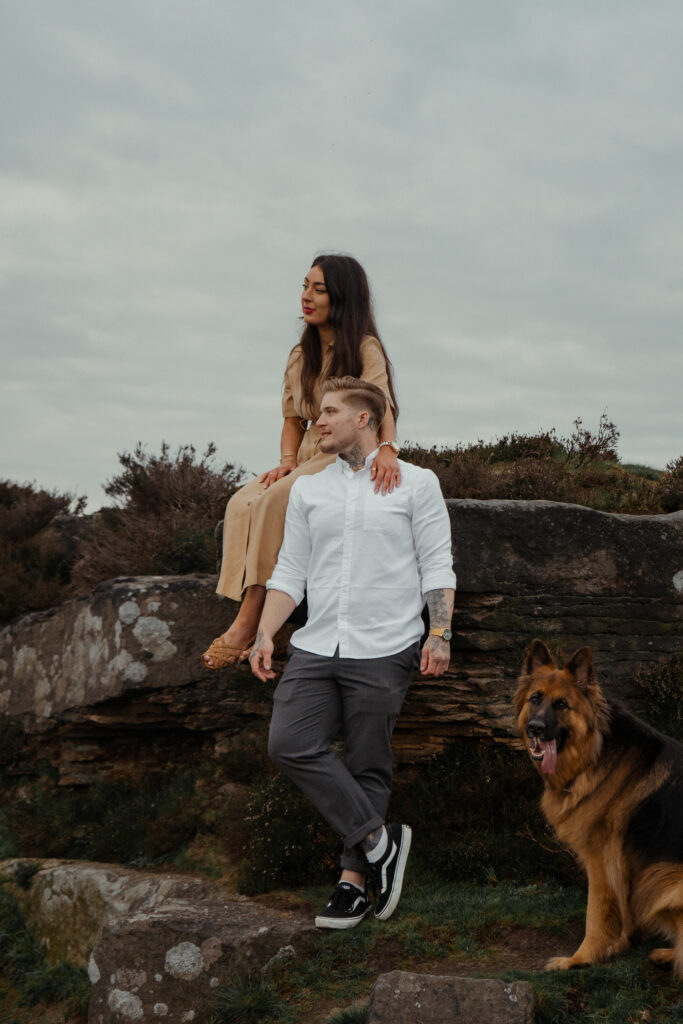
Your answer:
[375,824,412,921]
[314,903,373,929]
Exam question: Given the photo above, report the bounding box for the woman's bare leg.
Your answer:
[202,584,266,667]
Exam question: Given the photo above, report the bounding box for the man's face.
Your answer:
[317,393,361,454]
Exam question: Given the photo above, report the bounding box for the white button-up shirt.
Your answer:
[267,449,456,659]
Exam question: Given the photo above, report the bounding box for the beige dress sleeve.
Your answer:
[281,345,303,419]
[358,336,395,409]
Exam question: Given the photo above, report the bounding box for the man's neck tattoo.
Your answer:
[341,443,366,471]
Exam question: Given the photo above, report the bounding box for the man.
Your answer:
[250,376,456,929]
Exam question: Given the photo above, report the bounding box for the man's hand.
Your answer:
[420,635,451,677]
[249,630,276,682]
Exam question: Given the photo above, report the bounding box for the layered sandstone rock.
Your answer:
[0,502,681,781]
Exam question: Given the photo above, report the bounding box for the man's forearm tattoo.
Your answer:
[426,588,453,630]
[341,443,365,471]
[249,628,265,659]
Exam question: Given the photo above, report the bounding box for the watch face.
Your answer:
[443,628,452,641]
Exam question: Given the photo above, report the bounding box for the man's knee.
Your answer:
[268,722,311,771]
[267,724,290,770]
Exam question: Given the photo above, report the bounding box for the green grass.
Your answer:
[209,973,287,1023]
[514,955,683,1023]
[213,878,681,1024]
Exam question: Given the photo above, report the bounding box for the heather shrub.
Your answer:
[402,414,673,512]
[389,740,581,885]
[73,442,245,589]
[660,454,683,513]
[0,480,85,624]
[4,771,199,864]
[237,771,339,895]
[630,654,683,741]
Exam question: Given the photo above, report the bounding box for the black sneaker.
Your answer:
[369,823,412,920]
[314,881,372,930]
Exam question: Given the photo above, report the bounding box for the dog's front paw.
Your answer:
[649,947,673,966]
[545,955,577,971]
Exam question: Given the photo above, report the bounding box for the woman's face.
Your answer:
[301,264,331,328]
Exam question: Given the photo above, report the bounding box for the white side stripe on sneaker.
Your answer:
[380,842,397,892]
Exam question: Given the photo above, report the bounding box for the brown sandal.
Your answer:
[201,634,256,669]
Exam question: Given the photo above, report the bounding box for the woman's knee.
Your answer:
[226,479,267,516]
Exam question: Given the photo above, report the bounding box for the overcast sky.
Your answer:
[1,0,681,509]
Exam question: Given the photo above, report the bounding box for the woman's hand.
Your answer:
[258,458,298,489]
[370,445,401,494]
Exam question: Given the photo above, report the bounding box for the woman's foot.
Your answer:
[201,623,257,669]
[201,584,267,669]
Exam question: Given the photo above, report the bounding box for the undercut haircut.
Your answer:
[321,376,387,431]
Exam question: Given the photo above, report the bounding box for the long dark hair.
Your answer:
[296,253,399,419]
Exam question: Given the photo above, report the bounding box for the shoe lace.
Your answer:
[329,883,360,909]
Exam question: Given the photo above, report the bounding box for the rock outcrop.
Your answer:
[0,859,313,1024]
[0,501,681,781]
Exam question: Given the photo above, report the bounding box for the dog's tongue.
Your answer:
[540,739,557,775]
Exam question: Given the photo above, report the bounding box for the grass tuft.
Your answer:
[209,973,289,1024]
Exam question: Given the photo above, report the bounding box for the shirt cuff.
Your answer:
[420,571,457,594]
[266,574,305,606]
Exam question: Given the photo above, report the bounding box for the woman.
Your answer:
[202,253,401,668]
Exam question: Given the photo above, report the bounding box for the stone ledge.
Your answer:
[368,970,534,1024]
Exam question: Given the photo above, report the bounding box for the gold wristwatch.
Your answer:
[378,440,400,454]
[429,628,452,641]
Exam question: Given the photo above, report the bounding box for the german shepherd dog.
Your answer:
[515,639,683,976]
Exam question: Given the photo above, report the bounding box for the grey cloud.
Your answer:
[1,0,681,508]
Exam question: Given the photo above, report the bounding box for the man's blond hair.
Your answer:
[321,376,387,432]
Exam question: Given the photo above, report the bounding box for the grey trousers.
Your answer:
[268,642,420,874]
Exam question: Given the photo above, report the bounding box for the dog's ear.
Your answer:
[565,647,596,690]
[522,639,555,676]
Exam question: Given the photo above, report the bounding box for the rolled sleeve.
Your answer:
[266,480,310,604]
[411,470,456,595]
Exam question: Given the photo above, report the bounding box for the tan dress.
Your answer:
[216,335,395,599]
